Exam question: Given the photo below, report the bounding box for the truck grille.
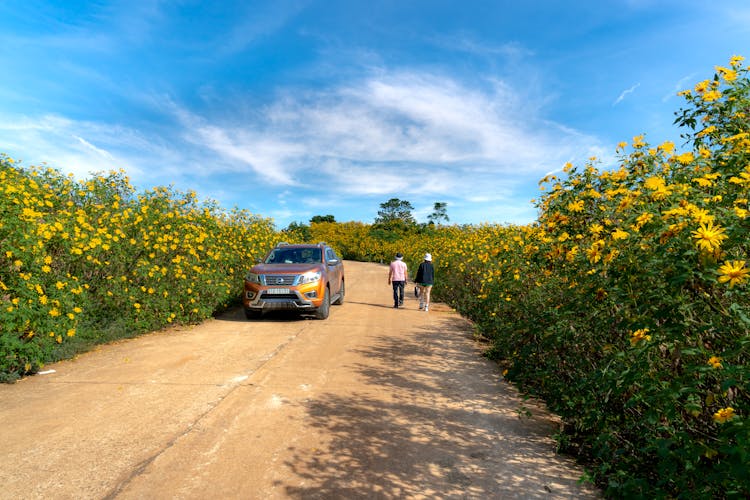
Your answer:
[262,275,297,286]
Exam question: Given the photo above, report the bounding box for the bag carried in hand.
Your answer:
[414,285,420,297]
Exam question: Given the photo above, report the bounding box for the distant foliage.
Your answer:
[0,160,277,381]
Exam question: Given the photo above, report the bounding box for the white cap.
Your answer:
[424,253,432,261]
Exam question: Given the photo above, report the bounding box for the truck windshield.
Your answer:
[265,248,322,264]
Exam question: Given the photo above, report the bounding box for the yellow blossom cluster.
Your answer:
[630,328,652,347]
[707,356,723,369]
[1,156,277,380]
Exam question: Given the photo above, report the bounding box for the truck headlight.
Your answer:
[298,271,321,284]
[245,272,262,284]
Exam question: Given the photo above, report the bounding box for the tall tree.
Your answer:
[375,198,416,226]
[427,202,449,225]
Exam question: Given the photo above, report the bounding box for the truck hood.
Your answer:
[250,263,323,274]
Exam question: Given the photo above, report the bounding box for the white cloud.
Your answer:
[613,83,641,105]
[73,135,115,160]
[2,68,606,226]
[1,114,133,177]
[173,70,602,202]
[185,122,302,186]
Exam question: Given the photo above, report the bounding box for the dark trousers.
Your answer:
[392,281,405,306]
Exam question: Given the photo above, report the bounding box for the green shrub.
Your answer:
[0,158,278,381]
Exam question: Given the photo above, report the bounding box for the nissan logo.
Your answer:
[275,277,285,284]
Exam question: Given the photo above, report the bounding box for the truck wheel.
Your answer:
[314,287,330,319]
[332,280,345,305]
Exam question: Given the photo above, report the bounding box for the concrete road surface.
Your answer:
[0,260,599,499]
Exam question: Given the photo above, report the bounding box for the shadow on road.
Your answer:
[280,317,593,499]
[344,300,401,309]
[213,306,321,323]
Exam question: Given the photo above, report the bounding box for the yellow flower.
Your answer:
[730,55,745,67]
[630,328,652,346]
[715,66,737,81]
[567,200,584,213]
[693,177,715,188]
[703,90,722,102]
[611,228,629,241]
[713,407,736,424]
[695,80,710,93]
[691,221,727,252]
[717,260,749,288]
[634,212,653,229]
[658,141,675,154]
[707,356,723,369]
[674,152,695,164]
[644,176,666,190]
[696,125,717,138]
[689,207,714,225]
[729,175,750,186]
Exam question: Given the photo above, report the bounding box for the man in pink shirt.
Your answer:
[388,252,408,308]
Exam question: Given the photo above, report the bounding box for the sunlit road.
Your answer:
[0,261,598,499]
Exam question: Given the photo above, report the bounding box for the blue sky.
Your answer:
[1,1,748,228]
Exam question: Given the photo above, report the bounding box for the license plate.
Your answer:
[265,288,291,294]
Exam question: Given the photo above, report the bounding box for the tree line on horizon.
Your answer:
[283,198,450,242]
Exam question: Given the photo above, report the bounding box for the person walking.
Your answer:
[414,253,434,311]
[388,252,408,308]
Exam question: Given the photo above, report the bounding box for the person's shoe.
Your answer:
[419,302,424,310]
[399,300,403,306]
[424,305,429,312]
[393,304,399,308]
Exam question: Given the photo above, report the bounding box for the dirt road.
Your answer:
[0,261,598,499]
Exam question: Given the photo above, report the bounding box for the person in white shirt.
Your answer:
[415,253,434,311]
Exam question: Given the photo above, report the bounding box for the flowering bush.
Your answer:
[0,160,277,381]
[307,57,749,497]
[439,56,749,497]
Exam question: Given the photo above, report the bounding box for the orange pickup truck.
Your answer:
[243,242,345,319]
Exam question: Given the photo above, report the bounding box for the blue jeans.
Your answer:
[392,281,405,306]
